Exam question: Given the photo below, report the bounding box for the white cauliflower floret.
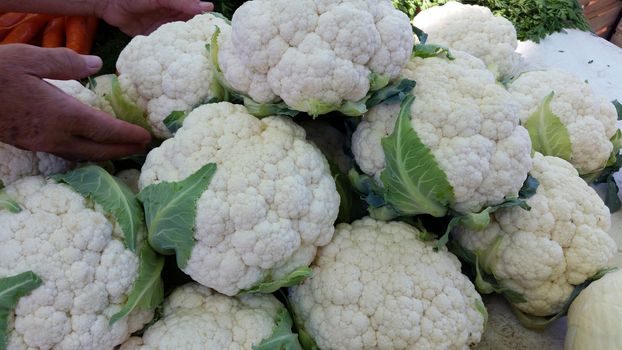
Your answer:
[0,79,104,185]
[413,1,521,79]
[0,176,152,350]
[218,0,413,114]
[116,14,230,138]
[120,283,291,350]
[139,102,340,296]
[508,69,618,175]
[352,51,532,213]
[289,217,485,350]
[454,153,617,316]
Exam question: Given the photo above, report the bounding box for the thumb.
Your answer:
[23,46,102,80]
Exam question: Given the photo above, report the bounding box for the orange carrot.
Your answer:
[1,14,53,44]
[42,17,65,47]
[0,12,28,40]
[66,16,92,54]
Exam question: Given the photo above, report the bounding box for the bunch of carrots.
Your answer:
[0,13,98,54]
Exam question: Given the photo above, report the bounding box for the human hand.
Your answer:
[96,0,214,36]
[0,44,151,161]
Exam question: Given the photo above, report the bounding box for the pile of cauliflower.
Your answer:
[2,1,621,349]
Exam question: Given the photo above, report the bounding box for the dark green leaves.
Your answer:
[53,166,145,253]
[239,267,313,296]
[0,271,42,349]
[379,94,454,218]
[110,244,164,325]
[138,164,217,268]
[523,92,572,161]
[252,308,303,350]
[163,110,189,135]
[365,79,416,109]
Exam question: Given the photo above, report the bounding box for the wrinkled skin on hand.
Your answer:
[97,0,214,35]
[0,44,150,161]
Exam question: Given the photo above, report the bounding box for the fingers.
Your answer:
[67,102,151,145]
[18,45,102,80]
[53,137,149,161]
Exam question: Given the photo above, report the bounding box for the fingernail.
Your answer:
[83,55,103,70]
[199,2,214,12]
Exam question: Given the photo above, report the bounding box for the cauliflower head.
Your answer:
[0,176,152,350]
[120,283,299,350]
[508,69,618,175]
[413,1,521,79]
[0,79,105,186]
[217,0,413,115]
[352,51,532,213]
[454,153,617,316]
[139,102,340,296]
[116,13,230,138]
[289,217,485,350]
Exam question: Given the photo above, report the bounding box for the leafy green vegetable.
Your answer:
[0,191,21,214]
[238,267,313,295]
[110,244,165,325]
[462,0,591,42]
[53,166,145,253]
[368,73,391,91]
[139,164,217,268]
[392,0,452,19]
[252,308,303,350]
[613,100,622,120]
[163,110,189,135]
[244,97,300,118]
[0,271,42,349]
[105,76,153,134]
[365,79,417,109]
[394,0,591,42]
[380,94,454,218]
[523,92,572,161]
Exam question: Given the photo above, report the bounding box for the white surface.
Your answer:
[517,29,622,102]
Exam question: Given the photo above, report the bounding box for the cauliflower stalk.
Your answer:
[351,51,532,231]
[289,217,486,350]
[120,283,302,350]
[453,153,617,323]
[508,69,621,178]
[110,13,231,139]
[413,2,522,80]
[214,0,415,117]
[0,166,164,349]
[138,102,340,296]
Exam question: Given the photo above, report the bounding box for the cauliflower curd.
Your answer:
[352,51,532,213]
[116,13,231,138]
[121,283,295,350]
[290,217,485,350]
[139,102,340,296]
[1,177,152,350]
[454,154,617,316]
[218,0,413,114]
